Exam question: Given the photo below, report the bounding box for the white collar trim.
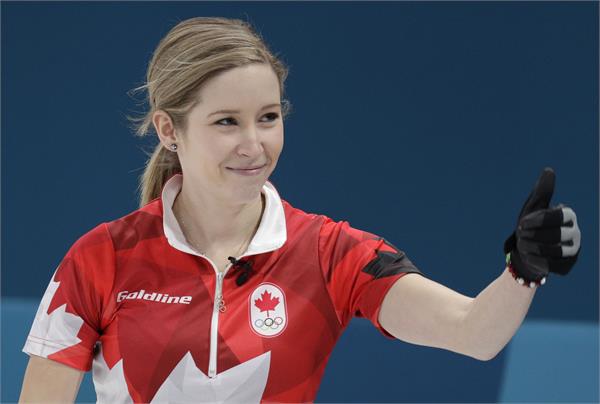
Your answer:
[161,174,287,257]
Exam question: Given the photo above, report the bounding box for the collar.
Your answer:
[161,174,287,257]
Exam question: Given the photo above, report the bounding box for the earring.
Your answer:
[169,144,178,151]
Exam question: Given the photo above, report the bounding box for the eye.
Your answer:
[215,117,237,126]
[260,112,280,123]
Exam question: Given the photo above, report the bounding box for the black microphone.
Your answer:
[228,257,253,286]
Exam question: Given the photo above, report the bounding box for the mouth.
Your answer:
[226,164,267,176]
[227,164,267,170]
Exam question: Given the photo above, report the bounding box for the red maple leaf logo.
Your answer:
[254,290,279,318]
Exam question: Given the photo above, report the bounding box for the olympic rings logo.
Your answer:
[254,316,284,330]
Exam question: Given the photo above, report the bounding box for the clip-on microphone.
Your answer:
[228,257,253,286]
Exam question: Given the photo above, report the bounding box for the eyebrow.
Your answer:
[207,103,281,118]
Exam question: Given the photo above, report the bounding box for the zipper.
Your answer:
[206,256,241,378]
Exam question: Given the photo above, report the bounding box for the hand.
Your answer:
[503,167,581,284]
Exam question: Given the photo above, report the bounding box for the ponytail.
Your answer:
[138,144,182,207]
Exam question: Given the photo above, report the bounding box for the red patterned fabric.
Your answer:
[23,174,422,403]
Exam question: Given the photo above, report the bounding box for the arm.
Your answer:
[379,267,535,361]
[378,169,580,362]
[19,355,84,403]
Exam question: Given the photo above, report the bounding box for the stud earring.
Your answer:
[169,144,178,151]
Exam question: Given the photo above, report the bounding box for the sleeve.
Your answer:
[22,223,116,371]
[318,217,424,338]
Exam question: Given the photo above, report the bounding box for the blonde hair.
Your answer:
[130,17,290,207]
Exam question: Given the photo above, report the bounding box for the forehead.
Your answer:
[194,63,280,111]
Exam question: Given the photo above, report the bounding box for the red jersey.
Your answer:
[23,174,423,403]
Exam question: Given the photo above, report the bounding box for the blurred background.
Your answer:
[2,2,598,402]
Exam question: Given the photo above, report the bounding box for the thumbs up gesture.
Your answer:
[503,167,581,286]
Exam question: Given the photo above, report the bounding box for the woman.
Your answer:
[19,17,581,403]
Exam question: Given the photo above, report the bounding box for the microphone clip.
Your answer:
[228,256,254,286]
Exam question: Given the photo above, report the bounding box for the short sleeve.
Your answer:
[318,217,424,338]
[22,223,116,371]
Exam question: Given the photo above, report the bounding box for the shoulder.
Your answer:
[279,196,378,244]
[69,198,164,257]
[317,214,379,246]
[281,198,320,220]
[103,199,165,251]
[67,222,113,259]
[280,198,327,230]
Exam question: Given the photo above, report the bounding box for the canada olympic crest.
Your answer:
[249,283,287,337]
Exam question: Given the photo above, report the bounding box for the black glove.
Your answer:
[504,167,581,284]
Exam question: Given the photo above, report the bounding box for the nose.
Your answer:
[236,124,264,158]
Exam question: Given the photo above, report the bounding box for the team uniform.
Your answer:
[23,173,424,403]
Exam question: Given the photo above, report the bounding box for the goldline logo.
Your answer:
[117,290,192,305]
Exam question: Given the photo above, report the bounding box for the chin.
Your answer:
[230,181,265,203]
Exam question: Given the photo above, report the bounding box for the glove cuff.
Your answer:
[506,252,547,289]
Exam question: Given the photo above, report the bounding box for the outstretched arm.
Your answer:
[379,267,535,362]
[379,168,581,361]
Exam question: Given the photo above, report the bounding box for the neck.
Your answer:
[173,181,265,252]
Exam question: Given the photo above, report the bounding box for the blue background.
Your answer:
[2,1,598,402]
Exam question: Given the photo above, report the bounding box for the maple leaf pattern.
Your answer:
[92,345,133,404]
[91,347,271,403]
[151,351,270,403]
[25,274,84,357]
[254,290,279,318]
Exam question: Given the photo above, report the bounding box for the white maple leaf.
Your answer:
[92,349,271,403]
[93,344,133,404]
[150,351,271,403]
[24,273,84,357]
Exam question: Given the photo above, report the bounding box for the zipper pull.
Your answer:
[216,272,226,312]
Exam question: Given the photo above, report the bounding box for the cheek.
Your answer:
[270,128,284,156]
[182,143,222,175]
[199,137,231,162]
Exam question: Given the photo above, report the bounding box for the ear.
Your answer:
[152,110,179,149]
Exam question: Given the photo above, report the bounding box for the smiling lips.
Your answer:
[226,164,267,176]
[229,164,266,170]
